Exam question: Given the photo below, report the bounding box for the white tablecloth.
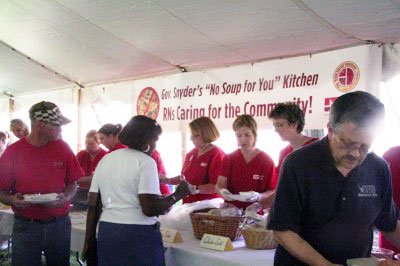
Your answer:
[0,209,276,265]
[164,230,275,266]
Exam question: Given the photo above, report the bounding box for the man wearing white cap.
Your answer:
[0,101,84,266]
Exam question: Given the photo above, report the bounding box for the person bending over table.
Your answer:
[83,115,191,266]
[161,117,225,203]
[74,130,107,209]
[217,114,276,210]
[269,102,318,187]
[76,130,107,190]
[267,91,400,265]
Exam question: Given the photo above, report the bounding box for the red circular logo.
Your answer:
[136,87,160,120]
[333,61,360,92]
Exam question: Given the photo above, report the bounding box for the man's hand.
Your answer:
[11,193,32,208]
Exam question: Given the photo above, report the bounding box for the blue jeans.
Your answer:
[12,215,71,266]
[98,221,165,266]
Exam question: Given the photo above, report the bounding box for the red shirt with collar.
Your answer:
[152,149,171,195]
[380,146,400,253]
[76,148,107,189]
[0,138,84,220]
[182,146,225,203]
[271,137,319,189]
[108,143,127,153]
[219,149,276,210]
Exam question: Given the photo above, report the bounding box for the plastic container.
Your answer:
[371,246,395,260]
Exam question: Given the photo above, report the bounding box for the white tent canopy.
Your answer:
[1,0,400,95]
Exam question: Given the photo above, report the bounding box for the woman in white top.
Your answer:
[82,115,191,266]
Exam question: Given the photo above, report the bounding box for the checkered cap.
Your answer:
[29,101,71,126]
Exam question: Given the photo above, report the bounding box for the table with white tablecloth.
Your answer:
[164,230,275,266]
[0,209,276,265]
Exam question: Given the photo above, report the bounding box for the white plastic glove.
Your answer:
[187,183,199,195]
[240,191,262,202]
[218,188,234,201]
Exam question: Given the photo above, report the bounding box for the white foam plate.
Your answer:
[23,193,58,204]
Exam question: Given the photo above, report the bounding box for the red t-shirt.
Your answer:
[108,143,127,153]
[181,146,225,203]
[76,148,107,189]
[380,146,400,253]
[0,138,84,220]
[219,149,276,210]
[271,137,319,188]
[152,149,170,195]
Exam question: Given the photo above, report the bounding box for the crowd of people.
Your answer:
[0,91,399,265]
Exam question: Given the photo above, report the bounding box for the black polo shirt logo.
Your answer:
[357,184,378,197]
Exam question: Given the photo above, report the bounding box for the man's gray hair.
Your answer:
[329,91,385,132]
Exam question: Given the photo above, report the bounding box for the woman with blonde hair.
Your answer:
[76,130,108,189]
[10,119,29,139]
[161,117,225,203]
[217,115,276,209]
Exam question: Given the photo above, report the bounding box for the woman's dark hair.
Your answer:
[119,115,162,151]
[268,102,305,133]
[98,123,122,136]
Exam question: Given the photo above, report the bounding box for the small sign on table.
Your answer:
[199,233,233,251]
[160,227,182,243]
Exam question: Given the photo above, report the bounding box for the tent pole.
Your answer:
[9,97,15,142]
[181,131,187,168]
[77,88,82,152]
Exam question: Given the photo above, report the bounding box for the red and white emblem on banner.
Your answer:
[333,61,360,92]
[136,87,160,120]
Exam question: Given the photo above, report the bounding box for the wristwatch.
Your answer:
[171,194,178,201]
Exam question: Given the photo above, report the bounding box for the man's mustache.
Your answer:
[344,155,360,161]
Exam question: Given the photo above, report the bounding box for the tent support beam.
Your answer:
[0,40,84,89]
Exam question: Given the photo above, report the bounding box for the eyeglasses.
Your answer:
[335,135,370,154]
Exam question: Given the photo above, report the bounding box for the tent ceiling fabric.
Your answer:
[1,0,400,95]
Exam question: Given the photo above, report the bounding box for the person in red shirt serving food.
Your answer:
[161,116,225,203]
[268,102,318,188]
[217,114,276,210]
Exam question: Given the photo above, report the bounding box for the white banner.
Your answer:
[82,44,382,132]
[132,45,382,131]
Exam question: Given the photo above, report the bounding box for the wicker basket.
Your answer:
[189,209,244,240]
[241,228,278,249]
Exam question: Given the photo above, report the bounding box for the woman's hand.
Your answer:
[174,181,191,199]
[159,174,184,185]
[218,188,234,201]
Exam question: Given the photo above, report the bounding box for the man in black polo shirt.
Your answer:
[268,91,400,265]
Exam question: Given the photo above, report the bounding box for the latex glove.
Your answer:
[240,191,262,202]
[218,188,234,201]
[187,183,199,195]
